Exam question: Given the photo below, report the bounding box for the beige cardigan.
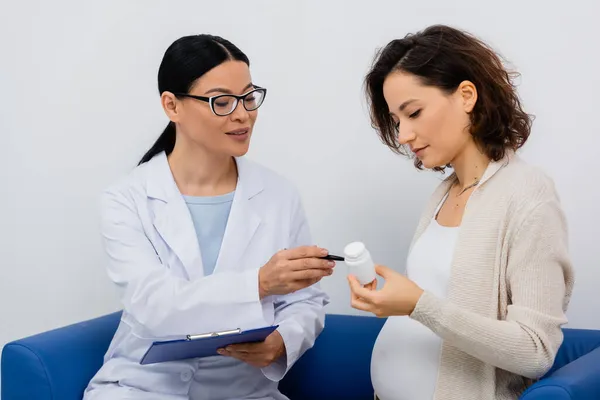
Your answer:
[406,152,574,400]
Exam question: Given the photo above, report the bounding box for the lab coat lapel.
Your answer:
[146,153,204,281]
[214,157,263,273]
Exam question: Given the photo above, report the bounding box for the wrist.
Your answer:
[258,269,268,299]
[276,343,286,360]
[274,331,286,359]
[410,287,424,314]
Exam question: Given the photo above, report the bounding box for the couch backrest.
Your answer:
[279,314,386,399]
[544,327,600,377]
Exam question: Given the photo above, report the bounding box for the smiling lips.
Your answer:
[226,128,249,136]
[411,145,428,156]
[225,128,250,141]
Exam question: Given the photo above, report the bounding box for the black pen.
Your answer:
[320,254,345,261]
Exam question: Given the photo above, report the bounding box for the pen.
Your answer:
[320,254,345,261]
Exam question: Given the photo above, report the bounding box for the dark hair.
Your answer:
[365,24,533,171]
[138,34,250,165]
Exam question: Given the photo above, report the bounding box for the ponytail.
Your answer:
[138,122,176,165]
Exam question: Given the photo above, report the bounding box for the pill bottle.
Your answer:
[343,241,376,285]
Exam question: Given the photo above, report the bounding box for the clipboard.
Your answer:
[140,325,279,365]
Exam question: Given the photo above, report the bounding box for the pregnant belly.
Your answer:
[371,316,442,400]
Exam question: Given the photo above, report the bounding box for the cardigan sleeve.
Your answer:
[409,199,574,379]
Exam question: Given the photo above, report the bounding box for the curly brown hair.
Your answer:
[364,24,533,170]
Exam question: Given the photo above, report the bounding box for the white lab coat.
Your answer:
[83,152,329,400]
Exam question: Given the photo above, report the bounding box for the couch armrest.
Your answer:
[520,346,600,399]
[279,313,386,400]
[1,311,121,400]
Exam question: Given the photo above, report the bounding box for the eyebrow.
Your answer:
[399,99,417,111]
[204,83,254,95]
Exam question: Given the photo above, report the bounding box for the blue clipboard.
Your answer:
[140,325,279,365]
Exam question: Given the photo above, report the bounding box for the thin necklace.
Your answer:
[456,178,480,196]
[450,178,480,210]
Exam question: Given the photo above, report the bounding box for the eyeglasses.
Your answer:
[174,87,267,116]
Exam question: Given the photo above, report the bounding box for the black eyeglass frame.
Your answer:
[173,87,267,116]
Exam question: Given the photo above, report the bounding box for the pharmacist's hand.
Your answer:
[348,265,424,317]
[218,331,285,368]
[258,246,335,298]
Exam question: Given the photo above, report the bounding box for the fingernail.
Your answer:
[328,269,333,275]
[217,349,225,354]
[321,248,328,256]
[328,261,335,267]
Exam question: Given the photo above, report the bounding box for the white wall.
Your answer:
[2,0,600,388]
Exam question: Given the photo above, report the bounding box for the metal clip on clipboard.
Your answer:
[186,328,241,341]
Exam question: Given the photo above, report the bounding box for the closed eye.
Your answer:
[409,109,421,119]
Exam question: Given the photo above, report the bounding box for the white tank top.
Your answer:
[371,195,458,400]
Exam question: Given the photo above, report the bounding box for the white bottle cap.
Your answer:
[343,241,375,285]
[344,242,366,260]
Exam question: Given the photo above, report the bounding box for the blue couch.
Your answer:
[2,312,600,399]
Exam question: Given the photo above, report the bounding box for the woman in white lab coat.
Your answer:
[83,34,332,400]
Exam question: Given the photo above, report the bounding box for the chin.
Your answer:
[420,156,448,170]
[228,143,251,158]
[222,132,252,157]
[420,149,450,169]
[419,157,436,169]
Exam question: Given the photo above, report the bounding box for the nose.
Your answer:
[229,100,250,122]
[397,123,416,145]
